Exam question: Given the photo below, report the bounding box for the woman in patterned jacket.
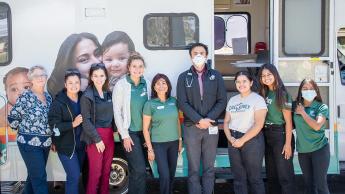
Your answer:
[8,65,52,194]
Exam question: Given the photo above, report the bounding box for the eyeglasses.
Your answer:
[91,63,105,68]
[32,74,47,79]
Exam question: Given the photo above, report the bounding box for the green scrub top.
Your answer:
[293,100,329,153]
[127,75,148,132]
[265,90,292,125]
[143,97,179,142]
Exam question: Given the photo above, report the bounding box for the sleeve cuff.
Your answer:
[120,131,130,139]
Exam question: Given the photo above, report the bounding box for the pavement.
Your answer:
[46,174,345,194]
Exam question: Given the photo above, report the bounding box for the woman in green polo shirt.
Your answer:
[294,78,330,194]
[113,52,150,194]
[142,73,182,194]
[258,64,296,194]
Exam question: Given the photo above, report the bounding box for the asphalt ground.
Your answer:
[44,174,345,194]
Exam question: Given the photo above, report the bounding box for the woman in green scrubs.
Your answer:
[113,52,149,194]
[258,64,296,194]
[143,73,182,194]
[294,78,330,194]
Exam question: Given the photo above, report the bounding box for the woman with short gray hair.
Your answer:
[27,65,47,80]
[8,65,52,194]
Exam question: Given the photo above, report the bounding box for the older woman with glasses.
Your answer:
[81,63,115,194]
[48,68,84,194]
[8,65,52,194]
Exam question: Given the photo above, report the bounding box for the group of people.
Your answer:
[6,42,330,194]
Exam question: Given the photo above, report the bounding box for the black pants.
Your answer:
[125,132,147,194]
[264,125,296,194]
[152,140,179,194]
[228,130,265,194]
[298,143,330,194]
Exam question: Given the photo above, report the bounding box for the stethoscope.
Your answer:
[185,70,216,88]
[185,71,194,88]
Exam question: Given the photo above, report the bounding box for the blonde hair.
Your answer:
[127,52,146,69]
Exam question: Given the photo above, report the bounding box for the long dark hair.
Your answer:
[151,73,172,99]
[258,64,288,109]
[88,63,109,91]
[296,78,323,104]
[48,33,101,97]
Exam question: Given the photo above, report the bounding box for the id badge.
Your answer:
[208,126,218,135]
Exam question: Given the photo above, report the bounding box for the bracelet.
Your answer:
[178,137,182,141]
[147,149,154,153]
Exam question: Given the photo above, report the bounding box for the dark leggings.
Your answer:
[298,143,330,194]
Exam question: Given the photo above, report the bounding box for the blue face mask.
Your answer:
[302,90,317,102]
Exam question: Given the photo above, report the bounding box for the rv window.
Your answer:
[214,13,250,55]
[144,13,199,50]
[214,16,225,50]
[281,0,328,57]
[0,2,11,66]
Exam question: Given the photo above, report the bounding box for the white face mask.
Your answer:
[302,90,317,102]
[192,54,206,68]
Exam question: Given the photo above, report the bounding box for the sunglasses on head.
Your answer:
[64,69,81,77]
[91,63,105,68]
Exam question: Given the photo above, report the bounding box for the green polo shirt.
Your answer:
[143,97,179,142]
[127,75,148,132]
[293,100,329,153]
[265,90,292,125]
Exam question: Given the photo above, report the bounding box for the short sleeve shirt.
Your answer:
[265,90,292,125]
[127,75,148,132]
[226,92,267,133]
[293,100,329,153]
[143,97,179,142]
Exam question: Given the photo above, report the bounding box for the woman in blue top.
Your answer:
[143,73,182,194]
[48,69,84,194]
[8,65,52,194]
[294,78,330,194]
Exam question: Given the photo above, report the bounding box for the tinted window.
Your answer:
[144,13,199,50]
[214,13,250,55]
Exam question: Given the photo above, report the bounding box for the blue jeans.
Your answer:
[298,143,330,194]
[264,125,296,194]
[58,147,85,194]
[228,130,265,194]
[18,143,50,194]
[184,125,218,194]
[125,131,147,194]
[152,140,179,194]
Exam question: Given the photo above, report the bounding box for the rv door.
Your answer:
[335,0,345,162]
[271,0,339,173]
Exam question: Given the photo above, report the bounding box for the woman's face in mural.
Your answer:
[74,38,101,90]
[103,42,129,79]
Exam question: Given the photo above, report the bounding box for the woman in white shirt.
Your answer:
[223,71,267,194]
